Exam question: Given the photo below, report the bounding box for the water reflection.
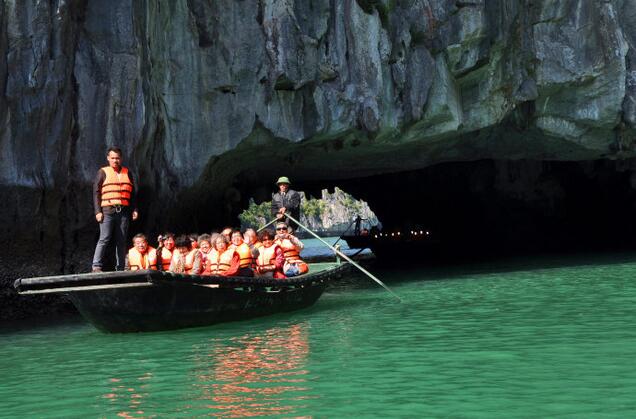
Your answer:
[102,372,153,418]
[193,322,313,418]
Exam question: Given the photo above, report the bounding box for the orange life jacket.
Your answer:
[207,248,235,275]
[184,249,199,274]
[199,249,212,267]
[232,242,253,268]
[158,247,173,271]
[127,247,157,270]
[168,249,198,274]
[256,244,280,271]
[275,238,304,264]
[100,166,133,207]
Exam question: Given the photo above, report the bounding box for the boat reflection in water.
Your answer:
[192,322,313,417]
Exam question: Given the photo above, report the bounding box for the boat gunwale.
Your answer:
[14,261,349,294]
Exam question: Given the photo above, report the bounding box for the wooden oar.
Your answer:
[283,213,402,302]
[257,217,279,232]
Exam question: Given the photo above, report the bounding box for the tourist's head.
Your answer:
[198,234,212,253]
[231,231,244,246]
[175,235,191,254]
[221,227,233,241]
[162,232,176,250]
[259,230,275,247]
[132,233,148,253]
[214,235,229,252]
[275,222,289,237]
[188,233,199,249]
[244,228,257,245]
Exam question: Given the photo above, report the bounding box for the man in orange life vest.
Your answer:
[92,147,138,272]
[126,234,157,270]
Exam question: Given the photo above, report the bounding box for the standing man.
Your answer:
[271,176,301,230]
[92,147,138,272]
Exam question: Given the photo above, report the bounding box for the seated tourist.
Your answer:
[230,231,254,277]
[169,234,202,274]
[274,222,308,277]
[126,233,157,271]
[255,230,285,279]
[204,235,240,276]
[220,227,233,243]
[243,228,262,269]
[244,228,261,249]
[157,232,176,271]
[189,233,199,249]
[197,233,213,268]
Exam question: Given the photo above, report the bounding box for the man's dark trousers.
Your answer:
[92,207,131,271]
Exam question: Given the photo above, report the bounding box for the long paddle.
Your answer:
[283,213,402,302]
[257,217,279,232]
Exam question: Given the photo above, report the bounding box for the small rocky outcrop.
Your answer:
[300,187,379,235]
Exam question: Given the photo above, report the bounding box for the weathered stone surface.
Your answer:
[2,0,636,301]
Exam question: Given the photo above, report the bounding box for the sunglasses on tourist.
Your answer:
[276,227,287,231]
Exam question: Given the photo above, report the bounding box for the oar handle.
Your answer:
[283,213,402,302]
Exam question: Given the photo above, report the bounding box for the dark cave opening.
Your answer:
[297,159,636,257]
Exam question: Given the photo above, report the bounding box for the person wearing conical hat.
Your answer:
[271,176,301,230]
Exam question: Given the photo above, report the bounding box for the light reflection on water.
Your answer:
[190,323,311,418]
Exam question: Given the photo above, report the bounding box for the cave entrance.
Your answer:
[302,159,636,258]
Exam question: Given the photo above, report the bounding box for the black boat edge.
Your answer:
[14,262,350,333]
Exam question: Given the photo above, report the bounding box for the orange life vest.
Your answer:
[207,248,235,275]
[128,247,157,270]
[158,247,173,271]
[275,238,304,264]
[199,249,212,267]
[232,242,253,269]
[184,249,199,274]
[168,249,198,274]
[100,166,133,207]
[256,244,280,271]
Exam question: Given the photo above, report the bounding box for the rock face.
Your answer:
[3,0,636,303]
[301,187,379,235]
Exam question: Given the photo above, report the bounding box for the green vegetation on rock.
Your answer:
[301,199,327,218]
[238,199,272,229]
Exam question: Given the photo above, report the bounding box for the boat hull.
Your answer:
[15,262,348,333]
[69,281,326,333]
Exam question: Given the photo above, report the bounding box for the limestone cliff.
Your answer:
[2,0,636,287]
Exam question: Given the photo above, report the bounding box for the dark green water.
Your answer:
[2,252,636,417]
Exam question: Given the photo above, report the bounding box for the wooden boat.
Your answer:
[14,262,349,333]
